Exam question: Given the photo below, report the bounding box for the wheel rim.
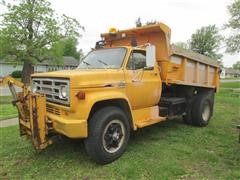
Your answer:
[102,119,126,153]
[202,101,211,122]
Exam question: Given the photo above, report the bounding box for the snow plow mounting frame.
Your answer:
[0,76,52,150]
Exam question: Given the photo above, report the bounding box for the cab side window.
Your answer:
[127,50,146,70]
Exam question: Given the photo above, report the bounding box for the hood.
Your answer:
[31,69,125,88]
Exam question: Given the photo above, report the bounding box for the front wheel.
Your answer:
[84,106,130,164]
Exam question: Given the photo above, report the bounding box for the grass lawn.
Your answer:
[0,96,14,104]
[0,88,240,179]
[220,81,240,89]
[223,77,240,80]
[0,96,17,120]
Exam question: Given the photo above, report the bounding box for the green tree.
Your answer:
[225,0,240,54]
[54,38,83,60]
[189,25,223,60]
[0,0,84,84]
[174,42,189,50]
[232,61,240,70]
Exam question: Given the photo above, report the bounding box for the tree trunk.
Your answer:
[20,0,35,85]
[22,61,34,85]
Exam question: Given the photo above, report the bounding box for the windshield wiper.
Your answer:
[82,60,91,66]
[97,59,108,66]
[80,60,92,69]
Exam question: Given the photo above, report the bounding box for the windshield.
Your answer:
[77,48,127,69]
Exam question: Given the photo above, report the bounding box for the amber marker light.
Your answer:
[76,91,86,100]
[109,27,117,34]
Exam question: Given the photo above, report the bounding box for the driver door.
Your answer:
[124,50,161,110]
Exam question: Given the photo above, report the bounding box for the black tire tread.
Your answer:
[192,91,214,127]
[84,106,130,164]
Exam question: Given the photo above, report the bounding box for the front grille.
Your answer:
[32,78,70,105]
[46,104,61,115]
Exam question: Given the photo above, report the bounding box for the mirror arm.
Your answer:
[143,66,154,71]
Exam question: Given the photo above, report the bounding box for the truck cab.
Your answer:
[31,45,163,136]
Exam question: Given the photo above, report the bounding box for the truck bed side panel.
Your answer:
[162,53,219,89]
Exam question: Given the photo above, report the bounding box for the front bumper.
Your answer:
[47,113,88,138]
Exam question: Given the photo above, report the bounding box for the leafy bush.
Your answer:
[11,70,22,78]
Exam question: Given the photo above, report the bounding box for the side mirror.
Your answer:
[146,45,156,67]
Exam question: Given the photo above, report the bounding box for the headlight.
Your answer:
[32,82,37,93]
[59,85,68,99]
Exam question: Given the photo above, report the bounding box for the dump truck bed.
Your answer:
[101,24,220,90]
[165,45,219,89]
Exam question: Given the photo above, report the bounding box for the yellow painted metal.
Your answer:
[1,76,23,86]
[31,69,132,137]
[32,71,130,134]
[123,55,162,110]
[132,106,166,128]
[102,24,172,81]
[47,113,87,138]
[167,45,220,89]
[0,76,51,150]
[28,93,52,150]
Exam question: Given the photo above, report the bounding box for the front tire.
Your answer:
[84,106,130,164]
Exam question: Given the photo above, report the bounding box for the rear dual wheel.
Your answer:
[192,94,213,126]
[183,92,214,127]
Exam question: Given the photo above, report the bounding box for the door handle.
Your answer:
[132,79,141,83]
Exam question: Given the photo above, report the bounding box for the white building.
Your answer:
[225,68,240,78]
[220,68,226,79]
[0,56,79,77]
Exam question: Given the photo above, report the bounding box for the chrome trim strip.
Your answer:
[32,78,70,105]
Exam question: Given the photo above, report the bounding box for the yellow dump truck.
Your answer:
[1,23,220,164]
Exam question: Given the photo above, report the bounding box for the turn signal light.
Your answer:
[76,91,85,100]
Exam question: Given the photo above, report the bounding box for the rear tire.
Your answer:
[183,109,192,125]
[192,92,214,126]
[183,98,194,125]
[84,106,130,164]
[182,88,195,125]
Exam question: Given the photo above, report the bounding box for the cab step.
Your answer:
[135,116,166,128]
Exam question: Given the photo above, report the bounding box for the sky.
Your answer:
[50,0,239,67]
[51,0,240,67]
[2,0,239,67]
